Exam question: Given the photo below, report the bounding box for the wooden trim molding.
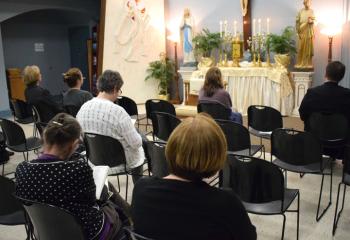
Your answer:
[98,0,107,76]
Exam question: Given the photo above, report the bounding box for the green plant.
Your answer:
[266,26,297,55]
[192,29,222,57]
[145,57,175,95]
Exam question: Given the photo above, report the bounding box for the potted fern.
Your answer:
[145,54,175,100]
[266,26,296,68]
[192,29,222,67]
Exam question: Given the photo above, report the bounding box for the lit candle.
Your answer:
[234,20,238,37]
[253,19,256,36]
[267,18,270,34]
[220,21,223,37]
[224,20,228,37]
[258,18,262,35]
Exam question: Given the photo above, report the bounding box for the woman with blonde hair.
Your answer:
[199,66,242,124]
[131,113,256,240]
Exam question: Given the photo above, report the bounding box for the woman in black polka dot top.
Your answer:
[16,113,124,239]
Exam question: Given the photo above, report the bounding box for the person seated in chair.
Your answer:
[131,113,256,240]
[63,68,93,114]
[15,113,130,240]
[77,70,145,182]
[198,67,242,124]
[24,65,64,122]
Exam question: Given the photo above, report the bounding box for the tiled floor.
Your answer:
[1,109,350,240]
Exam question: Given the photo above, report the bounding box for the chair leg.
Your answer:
[125,174,129,202]
[332,183,346,235]
[316,170,333,221]
[297,192,300,240]
[299,173,305,178]
[2,164,4,176]
[117,175,121,192]
[22,152,27,161]
[281,213,286,240]
[284,170,288,187]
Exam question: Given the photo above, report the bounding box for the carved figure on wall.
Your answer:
[240,0,249,16]
[295,0,315,69]
[114,0,150,62]
[180,8,196,66]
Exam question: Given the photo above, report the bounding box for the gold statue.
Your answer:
[240,0,249,16]
[295,0,315,69]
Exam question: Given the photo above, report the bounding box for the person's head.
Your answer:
[97,70,124,101]
[203,67,224,97]
[303,0,311,9]
[23,65,41,87]
[165,113,227,181]
[325,61,346,83]
[63,68,83,89]
[43,113,82,160]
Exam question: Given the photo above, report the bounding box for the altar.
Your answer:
[182,66,294,116]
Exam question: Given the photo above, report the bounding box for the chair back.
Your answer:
[84,133,127,168]
[33,101,58,123]
[0,176,24,217]
[150,112,181,141]
[0,118,26,147]
[247,105,282,132]
[32,106,46,137]
[145,99,176,120]
[307,112,349,146]
[147,141,168,178]
[271,128,323,166]
[222,155,284,205]
[197,101,231,120]
[64,105,80,118]
[116,96,138,117]
[216,119,250,152]
[22,201,85,240]
[10,99,33,122]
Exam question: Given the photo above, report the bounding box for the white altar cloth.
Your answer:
[190,67,294,115]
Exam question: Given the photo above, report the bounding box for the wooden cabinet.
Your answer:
[6,68,25,101]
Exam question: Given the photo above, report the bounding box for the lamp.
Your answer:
[167,33,181,104]
[321,25,342,63]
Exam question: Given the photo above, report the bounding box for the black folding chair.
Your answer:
[64,105,80,118]
[31,106,47,138]
[221,154,299,240]
[0,176,30,239]
[10,99,33,124]
[145,99,176,132]
[216,119,264,158]
[19,199,85,240]
[197,101,231,120]
[0,133,10,176]
[0,118,41,161]
[33,101,60,124]
[332,144,350,235]
[84,133,140,201]
[271,128,333,221]
[307,112,349,160]
[150,112,181,142]
[247,105,283,144]
[116,96,144,129]
[146,141,168,178]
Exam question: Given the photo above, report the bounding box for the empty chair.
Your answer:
[271,128,332,221]
[216,119,264,158]
[221,154,299,240]
[64,105,80,118]
[247,105,283,144]
[197,101,231,120]
[150,112,181,141]
[307,112,349,160]
[145,99,176,131]
[0,176,30,239]
[116,96,143,129]
[333,144,350,235]
[10,99,33,124]
[20,200,85,240]
[0,118,41,161]
[146,141,168,178]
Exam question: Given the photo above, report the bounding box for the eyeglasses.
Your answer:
[118,89,123,94]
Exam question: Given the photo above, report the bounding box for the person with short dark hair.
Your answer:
[299,61,350,124]
[63,68,93,111]
[15,113,129,240]
[131,113,257,240]
[198,67,242,124]
[77,70,145,181]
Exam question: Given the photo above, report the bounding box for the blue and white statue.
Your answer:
[180,8,197,67]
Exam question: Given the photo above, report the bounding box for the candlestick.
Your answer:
[253,19,256,36]
[220,21,223,38]
[267,18,270,34]
[234,20,237,37]
[258,18,261,35]
[224,20,228,37]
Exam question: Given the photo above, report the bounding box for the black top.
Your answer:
[15,156,104,239]
[131,177,257,240]
[299,82,350,124]
[63,89,93,109]
[25,85,63,112]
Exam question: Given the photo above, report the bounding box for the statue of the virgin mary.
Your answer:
[180,8,197,67]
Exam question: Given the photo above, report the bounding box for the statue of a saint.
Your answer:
[295,0,315,69]
[180,8,196,67]
[240,0,249,16]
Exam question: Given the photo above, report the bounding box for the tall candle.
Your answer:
[267,18,270,34]
[234,20,238,37]
[224,20,228,37]
[258,18,262,35]
[253,19,256,36]
[220,21,223,37]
